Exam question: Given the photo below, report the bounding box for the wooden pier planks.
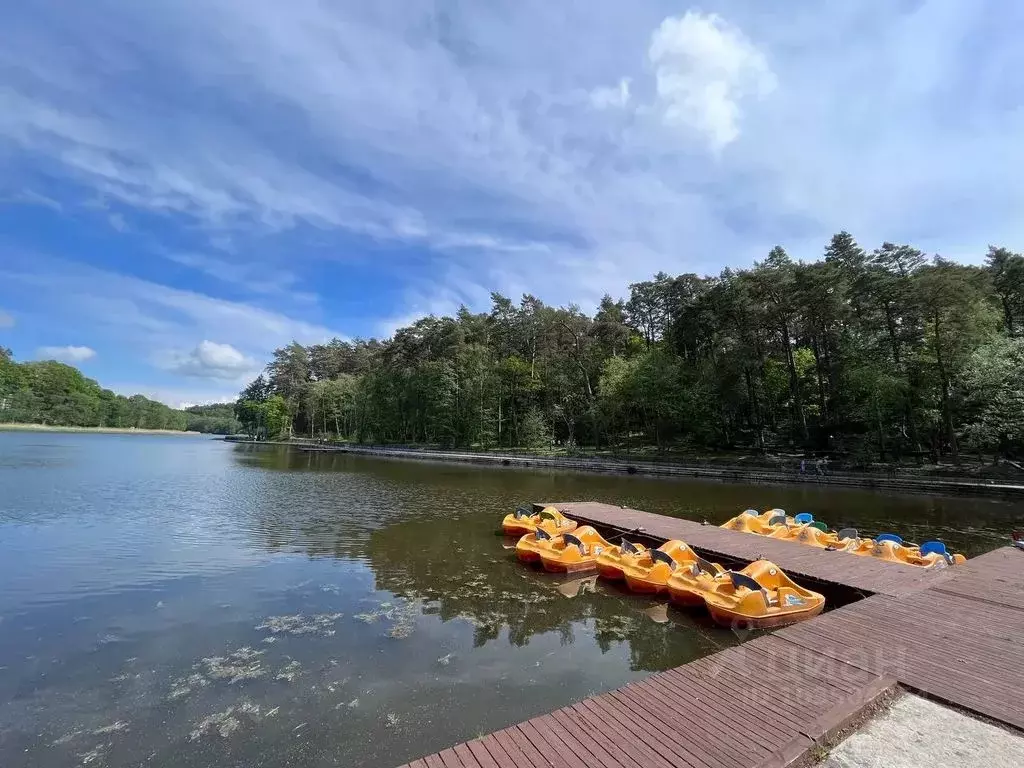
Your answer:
[539,501,950,596]
[396,635,896,768]
[776,558,1024,730]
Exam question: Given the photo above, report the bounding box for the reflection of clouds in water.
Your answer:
[2,437,763,768]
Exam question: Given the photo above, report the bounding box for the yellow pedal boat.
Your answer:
[515,526,560,564]
[771,524,841,549]
[538,526,614,574]
[851,539,965,568]
[665,554,728,607]
[720,509,789,535]
[620,540,699,594]
[502,505,577,538]
[595,539,648,580]
[702,561,826,629]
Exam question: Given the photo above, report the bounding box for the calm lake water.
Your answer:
[1,433,1020,768]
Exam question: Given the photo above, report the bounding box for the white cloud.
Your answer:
[36,345,96,363]
[0,309,14,328]
[107,212,127,231]
[161,340,257,380]
[648,11,775,151]
[590,78,632,110]
[3,252,340,378]
[0,0,1022,330]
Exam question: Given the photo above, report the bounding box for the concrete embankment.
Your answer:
[238,439,1024,499]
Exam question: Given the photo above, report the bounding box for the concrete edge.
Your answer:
[768,677,902,768]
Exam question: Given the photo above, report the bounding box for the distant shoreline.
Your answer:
[0,423,202,436]
[225,438,1024,499]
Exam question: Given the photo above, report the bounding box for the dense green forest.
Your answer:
[183,403,241,435]
[0,349,189,430]
[236,236,1024,466]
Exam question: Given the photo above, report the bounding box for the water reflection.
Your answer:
[1,433,1020,768]
[239,443,1021,557]
[364,513,733,670]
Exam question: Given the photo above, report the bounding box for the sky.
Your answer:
[1,1,1022,407]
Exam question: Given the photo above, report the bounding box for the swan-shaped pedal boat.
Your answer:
[701,561,826,629]
[595,538,648,580]
[537,526,615,574]
[502,505,577,538]
[618,540,700,594]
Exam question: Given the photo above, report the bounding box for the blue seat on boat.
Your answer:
[743,509,759,516]
[876,533,902,544]
[919,541,947,556]
[794,512,814,524]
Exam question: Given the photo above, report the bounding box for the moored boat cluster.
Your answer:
[720,509,967,568]
[502,506,825,629]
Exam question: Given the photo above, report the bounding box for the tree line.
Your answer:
[0,349,190,430]
[235,235,1024,465]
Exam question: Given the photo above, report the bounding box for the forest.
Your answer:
[182,403,241,435]
[236,235,1024,466]
[0,349,189,431]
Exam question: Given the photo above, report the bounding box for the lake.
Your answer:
[1,432,1019,768]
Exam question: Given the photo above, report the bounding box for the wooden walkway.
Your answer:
[777,546,1024,729]
[400,635,896,768]
[397,504,1024,768]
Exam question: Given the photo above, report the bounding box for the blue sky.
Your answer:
[1,1,1022,406]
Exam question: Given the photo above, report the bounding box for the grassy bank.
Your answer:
[0,423,201,436]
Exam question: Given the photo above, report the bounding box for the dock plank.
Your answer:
[775,560,1024,729]
[399,638,893,768]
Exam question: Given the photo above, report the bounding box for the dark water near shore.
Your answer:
[0,433,1020,768]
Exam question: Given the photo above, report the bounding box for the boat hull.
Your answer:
[597,564,626,580]
[706,601,824,630]
[541,557,597,574]
[623,575,667,595]
[667,587,707,608]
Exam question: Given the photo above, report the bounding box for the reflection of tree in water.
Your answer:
[365,515,736,671]
[228,445,460,561]
[232,445,738,669]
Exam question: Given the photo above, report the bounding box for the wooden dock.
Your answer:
[397,502,1024,768]
[539,501,951,597]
